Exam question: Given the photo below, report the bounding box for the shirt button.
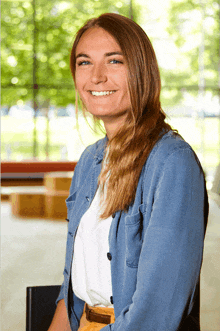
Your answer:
[107,252,112,261]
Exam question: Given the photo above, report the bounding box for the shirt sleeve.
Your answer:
[55,282,65,305]
[102,147,207,331]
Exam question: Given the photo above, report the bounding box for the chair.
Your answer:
[26,285,61,331]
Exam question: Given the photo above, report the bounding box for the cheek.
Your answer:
[121,82,130,101]
[75,71,84,91]
[118,71,129,96]
[75,78,80,91]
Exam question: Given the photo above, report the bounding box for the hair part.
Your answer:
[70,13,174,219]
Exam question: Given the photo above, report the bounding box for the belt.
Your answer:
[85,304,112,324]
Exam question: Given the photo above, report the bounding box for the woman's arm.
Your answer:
[48,299,71,331]
[102,147,208,330]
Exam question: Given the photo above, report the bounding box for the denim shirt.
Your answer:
[56,130,208,331]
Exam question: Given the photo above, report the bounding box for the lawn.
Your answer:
[1,115,219,178]
[1,116,104,161]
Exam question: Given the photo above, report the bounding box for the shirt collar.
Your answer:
[94,135,108,164]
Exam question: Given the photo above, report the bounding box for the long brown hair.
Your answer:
[70,13,173,219]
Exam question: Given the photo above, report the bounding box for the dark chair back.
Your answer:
[26,285,61,331]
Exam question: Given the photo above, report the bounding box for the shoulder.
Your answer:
[73,136,107,181]
[140,131,206,215]
[144,130,203,178]
[68,136,107,194]
[76,136,107,168]
[154,130,193,158]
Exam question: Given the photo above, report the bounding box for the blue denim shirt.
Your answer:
[56,130,208,331]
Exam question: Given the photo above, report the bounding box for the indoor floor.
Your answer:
[1,193,220,331]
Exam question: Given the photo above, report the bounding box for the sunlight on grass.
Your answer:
[1,116,105,161]
[1,116,219,177]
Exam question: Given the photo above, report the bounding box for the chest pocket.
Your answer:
[125,207,144,268]
[66,191,77,219]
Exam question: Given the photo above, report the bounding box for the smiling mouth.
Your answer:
[90,91,116,96]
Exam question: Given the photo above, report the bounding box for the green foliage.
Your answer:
[3,0,218,109]
[1,0,141,108]
[163,0,219,104]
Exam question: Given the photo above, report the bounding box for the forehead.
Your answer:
[76,27,122,54]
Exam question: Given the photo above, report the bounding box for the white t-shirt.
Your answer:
[71,185,113,307]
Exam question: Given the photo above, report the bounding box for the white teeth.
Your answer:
[91,91,115,96]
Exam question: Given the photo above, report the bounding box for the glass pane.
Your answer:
[135,0,220,185]
[2,1,33,88]
[2,89,34,161]
[1,0,135,162]
[1,0,219,189]
[36,0,132,87]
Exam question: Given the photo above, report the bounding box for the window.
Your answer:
[2,0,219,187]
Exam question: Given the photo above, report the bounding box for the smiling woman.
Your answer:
[70,13,172,219]
[48,13,208,331]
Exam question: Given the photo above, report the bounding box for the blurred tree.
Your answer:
[1,0,141,108]
[161,0,219,106]
[1,1,33,107]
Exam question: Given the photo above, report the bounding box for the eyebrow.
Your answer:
[75,51,123,59]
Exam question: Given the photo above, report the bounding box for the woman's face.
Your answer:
[75,27,131,131]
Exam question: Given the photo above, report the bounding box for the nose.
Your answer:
[91,63,107,84]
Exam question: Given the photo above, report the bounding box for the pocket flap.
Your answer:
[125,204,144,225]
[66,191,77,211]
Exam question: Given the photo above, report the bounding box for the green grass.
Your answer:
[1,116,220,175]
[1,116,104,161]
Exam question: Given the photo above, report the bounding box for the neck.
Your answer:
[102,114,127,140]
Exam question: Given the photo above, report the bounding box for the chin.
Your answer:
[87,108,113,117]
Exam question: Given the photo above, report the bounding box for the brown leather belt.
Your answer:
[85,304,111,324]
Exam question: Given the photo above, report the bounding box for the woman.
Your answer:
[48,13,208,331]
